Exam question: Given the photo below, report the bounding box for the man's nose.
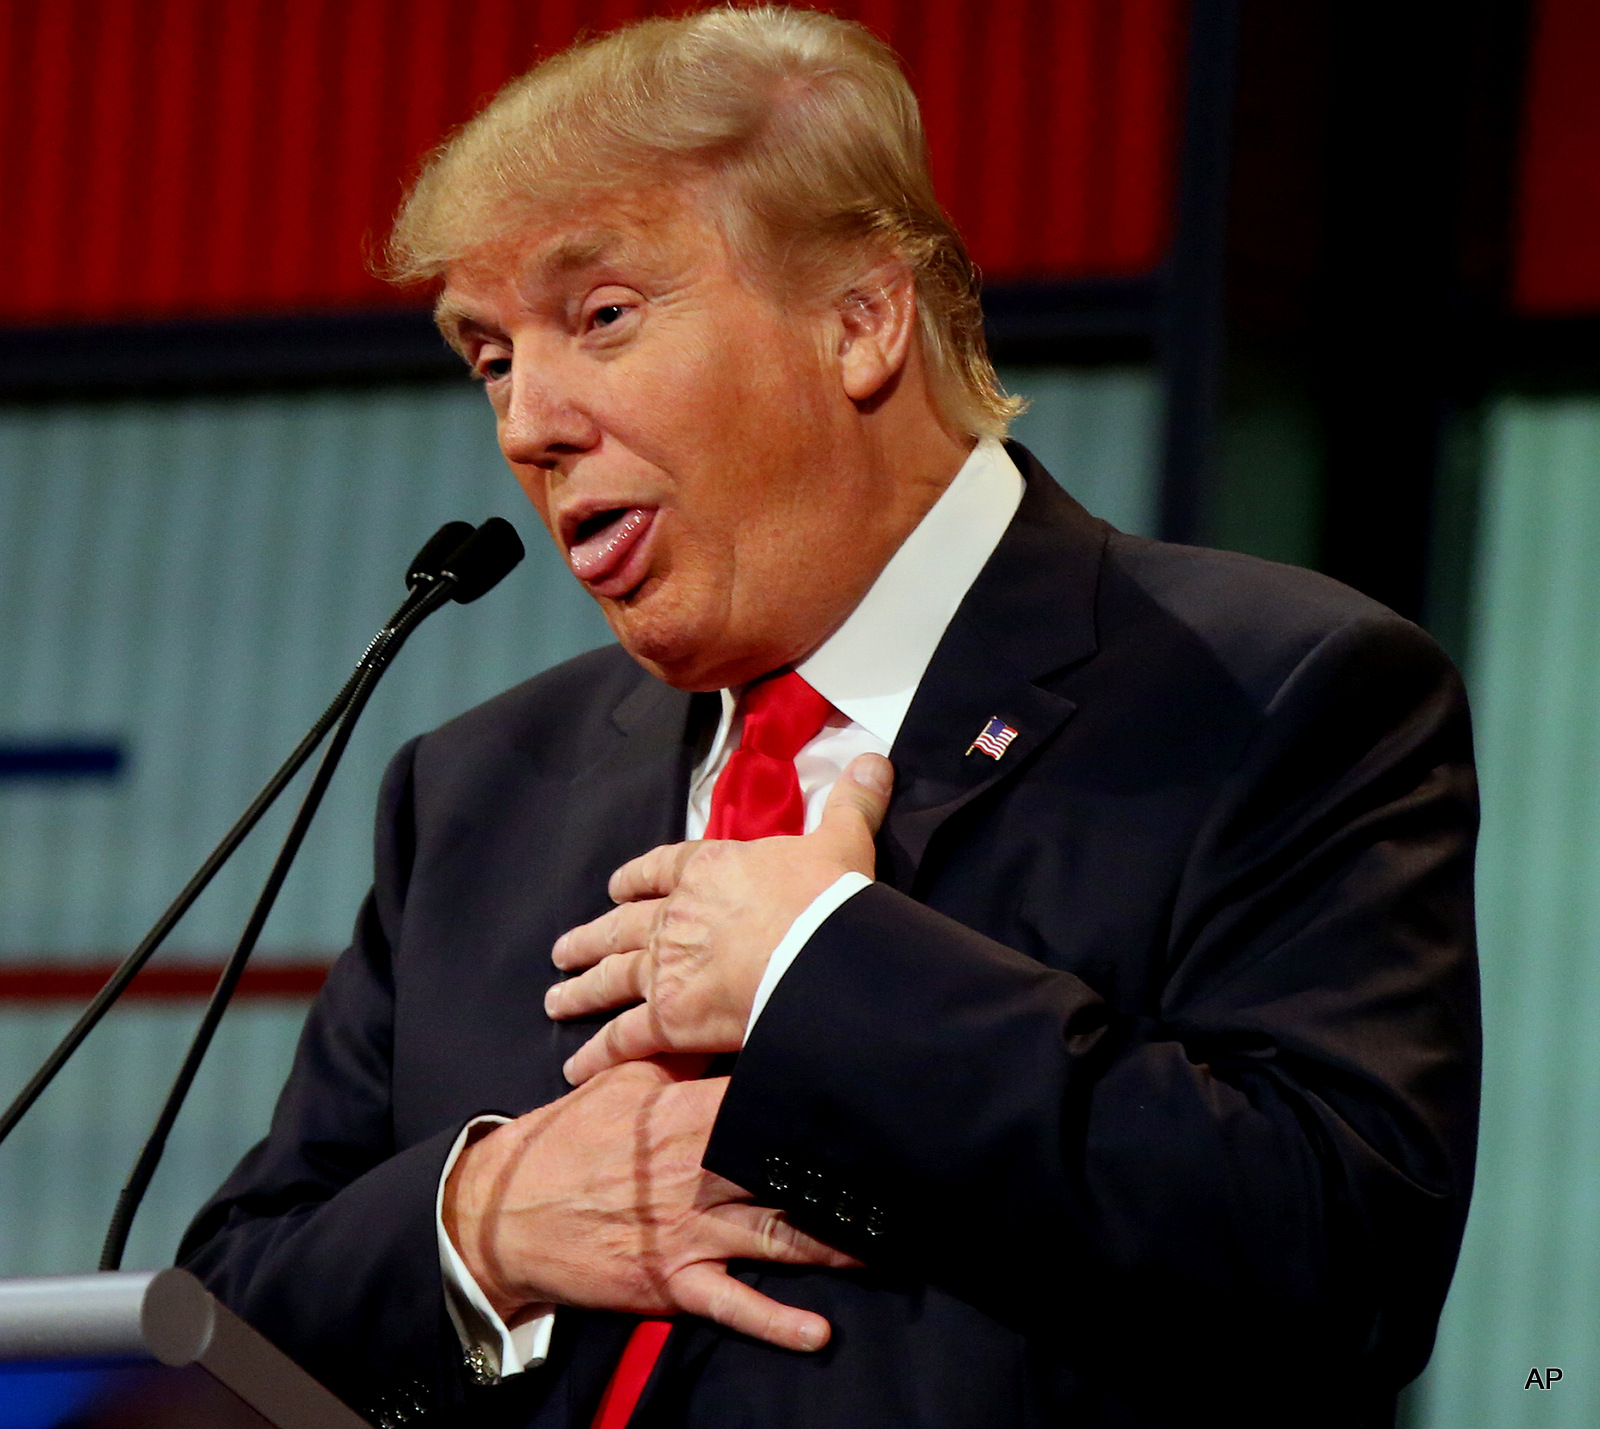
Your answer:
[498,359,601,465]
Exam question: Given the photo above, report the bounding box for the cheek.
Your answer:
[507,461,559,543]
[625,312,823,461]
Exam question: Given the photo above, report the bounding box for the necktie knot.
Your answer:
[735,671,834,762]
[702,671,834,843]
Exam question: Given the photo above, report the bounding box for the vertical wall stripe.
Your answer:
[1514,0,1600,313]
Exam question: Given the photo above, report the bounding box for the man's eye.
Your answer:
[591,305,626,328]
[482,357,512,380]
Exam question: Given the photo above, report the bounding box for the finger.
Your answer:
[564,1004,669,1085]
[608,841,703,904]
[703,1203,864,1270]
[814,754,894,850]
[669,1261,832,1352]
[552,899,659,972]
[544,947,647,1020]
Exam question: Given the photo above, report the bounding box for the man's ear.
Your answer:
[835,258,917,405]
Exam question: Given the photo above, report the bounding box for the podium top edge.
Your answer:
[0,1268,210,1366]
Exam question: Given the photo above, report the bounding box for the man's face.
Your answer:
[438,185,888,690]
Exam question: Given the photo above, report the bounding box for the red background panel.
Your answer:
[0,0,1187,326]
[1514,0,1600,314]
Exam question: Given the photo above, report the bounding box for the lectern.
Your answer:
[0,1269,367,1428]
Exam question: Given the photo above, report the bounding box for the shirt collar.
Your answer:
[798,436,1024,745]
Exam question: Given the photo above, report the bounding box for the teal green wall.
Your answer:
[1414,396,1600,1426]
[999,365,1162,536]
[0,386,614,960]
[0,382,616,1273]
[1208,363,1323,568]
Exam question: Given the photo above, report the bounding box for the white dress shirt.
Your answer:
[438,437,1026,1379]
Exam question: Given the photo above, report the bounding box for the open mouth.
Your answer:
[566,505,658,594]
[573,508,630,545]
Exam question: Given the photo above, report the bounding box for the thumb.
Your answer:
[816,754,894,851]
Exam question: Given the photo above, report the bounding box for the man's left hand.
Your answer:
[547,753,894,1084]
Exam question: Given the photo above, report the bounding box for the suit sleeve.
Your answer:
[704,612,1480,1403]
[176,736,478,1422]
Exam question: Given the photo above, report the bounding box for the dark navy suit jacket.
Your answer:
[180,447,1481,1428]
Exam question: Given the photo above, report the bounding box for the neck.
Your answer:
[652,363,980,691]
[850,377,978,584]
[767,406,973,673]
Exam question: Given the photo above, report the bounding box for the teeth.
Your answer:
[589,509,646,558]
[575,508,627,544]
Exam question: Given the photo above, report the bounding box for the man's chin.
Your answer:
[619,646,729,693]
[606,616,775,693]
[604,606,720,691]
[600,579,805,691]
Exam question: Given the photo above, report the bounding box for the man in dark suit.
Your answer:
[179,8,1479,1428]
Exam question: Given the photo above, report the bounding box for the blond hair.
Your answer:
[386,5,1021,438]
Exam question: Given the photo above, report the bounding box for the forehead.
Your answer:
[437,184,731,322]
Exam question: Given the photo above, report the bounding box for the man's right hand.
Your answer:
[441,1057,857,1352]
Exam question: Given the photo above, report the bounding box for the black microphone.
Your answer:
[391,519,475,626]
[0,520,523,1167]
[439,516,526,603]
[407,519,477,591]
[98,517,525,1269]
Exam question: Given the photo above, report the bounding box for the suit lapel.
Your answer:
[606,669,714,847]
[532,670,713,1090]
[540,675,717,1429]
[879,443,1106,893]
[555,670,707,878]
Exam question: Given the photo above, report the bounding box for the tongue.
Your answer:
[569,507,652,582]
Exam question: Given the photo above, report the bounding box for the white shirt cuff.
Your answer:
[436,1115,556,1379]
[744,871,873,1042]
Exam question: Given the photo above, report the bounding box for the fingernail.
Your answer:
[543,986,561,1016]
[562,1057,578,1085]
[551,933,568,966]
[796,1322,825,1351]
[855,756,892,796]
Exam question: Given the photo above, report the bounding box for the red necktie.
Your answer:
[588,671,834,1429]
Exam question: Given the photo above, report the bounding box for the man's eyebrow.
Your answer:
[431,229,637,353]
[533,229,627,278]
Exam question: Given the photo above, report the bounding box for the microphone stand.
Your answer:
[98,580,449,1269]
[0,521,473,1156]
[98,516,525,1270]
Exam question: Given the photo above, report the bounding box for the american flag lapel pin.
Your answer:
[967,715,1019,760]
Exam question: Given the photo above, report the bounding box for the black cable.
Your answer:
[96,516,523,1268]
[98,581,452,1270]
